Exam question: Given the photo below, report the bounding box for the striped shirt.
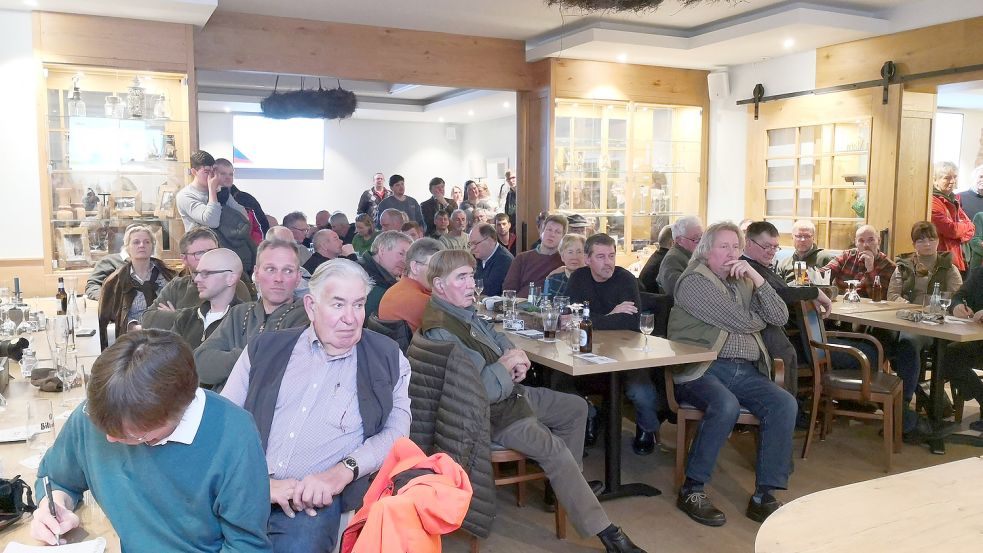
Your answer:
[221,325,411,480]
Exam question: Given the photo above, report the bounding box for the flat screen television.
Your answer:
[232,115,325,170]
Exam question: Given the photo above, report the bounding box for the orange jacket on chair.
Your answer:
[341,437,472,553]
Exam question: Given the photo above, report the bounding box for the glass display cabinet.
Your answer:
[553,99,703,253]
[763,120,871,249]
[42,64,190,271]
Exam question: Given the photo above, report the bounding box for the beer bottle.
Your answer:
[871,275,883,302]
[579,301,593,353]
[55,277,68,315]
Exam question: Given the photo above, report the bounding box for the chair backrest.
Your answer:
[365,315,412,353]
[798,300,829,373]
[639,291,673,337]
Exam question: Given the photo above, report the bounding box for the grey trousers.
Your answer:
[492,386,611,537]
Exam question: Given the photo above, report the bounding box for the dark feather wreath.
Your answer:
[261,77,357,120]
[545,0,718,12]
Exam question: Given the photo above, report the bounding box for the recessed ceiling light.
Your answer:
[224,107,231,113]
[23,0,38,7]
[503,101,510,109]
[616,53,628,63]
[467,110,474,116]
[783,38,795,49]
[438,116,445,122]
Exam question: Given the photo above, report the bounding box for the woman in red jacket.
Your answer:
[931,161,975,272]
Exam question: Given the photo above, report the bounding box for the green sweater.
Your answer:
[37,392,272,552]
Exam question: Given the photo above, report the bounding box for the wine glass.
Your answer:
[58,350,81,408]
[940,292,952,315]
[0,308,14,338]
[0,286,10,307]
[638,312,655,352]
[22,399,54,469]
[15,305,33,336]
[474,279,484,302]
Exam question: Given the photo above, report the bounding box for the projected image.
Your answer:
[232,115,325,170]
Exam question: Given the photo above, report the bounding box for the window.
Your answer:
[932,112,963,183]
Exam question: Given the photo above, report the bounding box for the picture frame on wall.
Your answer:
[155,184,178,219]
[56,227,91,266]
[113,192,142,217]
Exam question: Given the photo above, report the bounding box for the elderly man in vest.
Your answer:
[667,221,796,528]
[222,259,411,552]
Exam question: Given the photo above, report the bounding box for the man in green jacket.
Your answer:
[169,248,244,349]
[194,239,309,390]
[657,215,702,296]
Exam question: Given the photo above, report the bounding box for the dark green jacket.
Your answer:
[142,274,253,330]
[169,298,243,350]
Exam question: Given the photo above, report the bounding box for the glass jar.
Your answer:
[126,76,145,118]
[104,94,121,118]
[20,348,37,379]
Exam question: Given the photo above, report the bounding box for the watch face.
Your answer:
[344,457,357,469]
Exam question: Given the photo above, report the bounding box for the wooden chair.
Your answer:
[664,358,785,488]
[798,300,902,471]
[468,443,566,553]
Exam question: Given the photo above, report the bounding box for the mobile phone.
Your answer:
[75,328,96,337]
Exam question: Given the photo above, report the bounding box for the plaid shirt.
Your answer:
[823,249,896,297]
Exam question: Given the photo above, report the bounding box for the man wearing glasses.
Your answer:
[167,248,245,349]
[142,227,252,330]
[657,215,703,297]
[283,211,314,265]
[470,223,513,297]
[775,220,836,283]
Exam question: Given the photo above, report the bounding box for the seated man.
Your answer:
[494,212,517,256]
[502,213,567,297]
[638,225,673,293]
[437,209,469,250]
[303,229,356,274]
[668,221,796,527]
[267,226,313,299]
[194,239,310,391]
[428,209,450,240]
[470,223,513,298]
[143,227,252,330]
[401,221,424,241]
[169,248,245,349]
[775,219,837,283]
[657,215,703,297]
[31,329,271,550]
[359,230,412,316]
[378,237,444,331]
[948,266,983,431]
[329,211,357,244]
[379,207,409,232]
[822,225,895,296]
[567,233,665,455]
[418,250,647,553]
[222,259,411,552]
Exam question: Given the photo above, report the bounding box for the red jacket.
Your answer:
[931,191,975,271]
[341,438,472,553]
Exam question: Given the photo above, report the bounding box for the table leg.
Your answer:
[597,370,661,502]
[927,338,947,454]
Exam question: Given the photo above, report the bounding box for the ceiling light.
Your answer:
[783,38,795,50]
[224,107,231,113]
[467,110,475,116]
[23,0,38,7]
[438,116,445,122]
[616,53,628,63]
[503,101,510,109]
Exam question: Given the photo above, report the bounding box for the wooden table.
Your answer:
[830,298,912,316]
[827,307,983,453]
[755,456,983,553]
[509,329,716,501]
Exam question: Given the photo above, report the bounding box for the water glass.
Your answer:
[474,279,484,301]
[541,305,559,342]
[0,287,10,306]
[23,399,54,468]
[940,292,952,314]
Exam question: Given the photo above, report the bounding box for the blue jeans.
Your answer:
[676,359,797,489]
[268,500,343,553]
[625,368,665,433]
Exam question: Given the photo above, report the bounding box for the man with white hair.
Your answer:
[775,220,837,283]
[379,208,408,232]
[438,209,469,250]
[222,259,411,552]
[195,239,310,390]
[359,230,413,316]
[657,216,703,296]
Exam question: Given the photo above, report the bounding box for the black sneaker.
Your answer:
[677,489,726,526]
[598,526,647,553]
[746,493,782,523]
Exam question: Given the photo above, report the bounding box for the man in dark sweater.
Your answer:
[567,233,664,455]
[303,229,357,274]
[638,226,673,293]
[420,177,457,235]
[502,213,566,297]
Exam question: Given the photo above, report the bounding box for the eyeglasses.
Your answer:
[749,237,781,252]
[680,235,702,244]
[792,234,813,240]
[289,226,310,234]
[191,269,233,279]
[468,237,491,248]
[182,247,215,259]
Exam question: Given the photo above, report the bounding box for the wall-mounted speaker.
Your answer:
[445,126,457,141]
[708,72,730,100]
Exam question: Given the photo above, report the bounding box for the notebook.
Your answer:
[3,538,106,553]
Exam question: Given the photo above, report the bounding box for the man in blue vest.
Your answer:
[221,259,411,552]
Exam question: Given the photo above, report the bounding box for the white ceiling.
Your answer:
[938,81,983,111]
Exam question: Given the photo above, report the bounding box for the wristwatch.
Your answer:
[341,456,359,480]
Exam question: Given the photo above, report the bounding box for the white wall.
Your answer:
[936,108,983,190]
[199,112,516,222]
[0,10,42,260]
[460,115,517,195]
[707,50,817,224]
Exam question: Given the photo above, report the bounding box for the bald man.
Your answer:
[169,248,245,349]
[303,229,356,273]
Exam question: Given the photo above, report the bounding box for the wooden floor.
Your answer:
[444,401,983,553]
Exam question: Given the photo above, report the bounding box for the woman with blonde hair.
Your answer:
[543,234,587,298]
[98,225,177,348]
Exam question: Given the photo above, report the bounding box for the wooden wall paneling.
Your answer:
[551,59,709,105]
[744,105,766,222]
[517,88,551,250]
[186,25,199,152]
[894,90,937,256]
[816,16,983,88]
[194,12,533,91]
[34,12,191,72]
[868,84,903,257]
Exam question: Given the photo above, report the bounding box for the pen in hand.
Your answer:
[43,476,60,544]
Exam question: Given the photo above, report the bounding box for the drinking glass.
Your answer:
[541,304,559,342]
[58,350,81,408]
[638,312,655,352]
[474,279,484,301]
[22,399,54,469]
[15,305,32,336]
[0,308,14,338]
[502,289,517,319]
[940,292,952,314]
[554,296,570,313]
[0,286,10,306]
